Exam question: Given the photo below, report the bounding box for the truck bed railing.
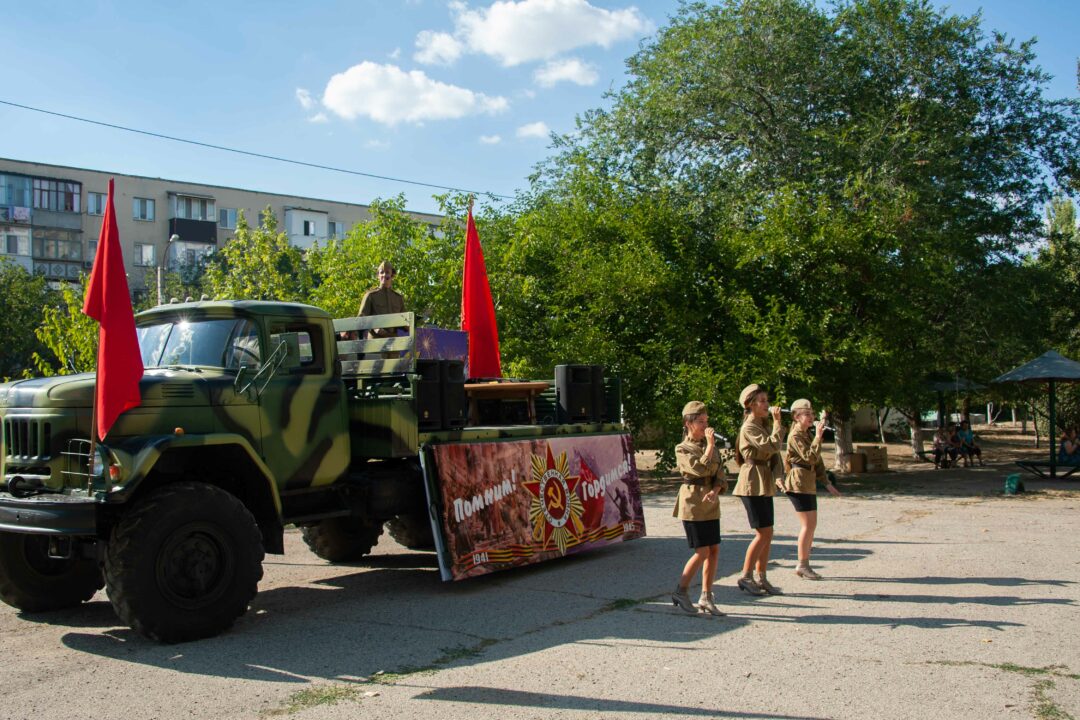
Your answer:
[333,312,416,377]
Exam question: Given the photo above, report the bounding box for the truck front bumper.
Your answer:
[0,492,100,535]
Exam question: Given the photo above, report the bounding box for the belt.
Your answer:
[789,462,811,470]
[747,459,771,467]
[682,477,716,486]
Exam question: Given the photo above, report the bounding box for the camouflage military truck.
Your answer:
[0,300,629,642]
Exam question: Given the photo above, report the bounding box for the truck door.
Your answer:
[259,318,350,491]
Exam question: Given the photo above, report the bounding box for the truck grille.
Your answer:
[3,418,53,460]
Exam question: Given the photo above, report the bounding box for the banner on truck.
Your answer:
[423,433,645,581]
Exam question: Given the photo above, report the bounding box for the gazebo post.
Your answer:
[1049,380,1057,477]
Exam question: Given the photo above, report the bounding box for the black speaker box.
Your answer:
[441,359,467,429]
[602,375,622,423]
[591,365,605,423]
[415,359,442,430]
[556,364,596,423]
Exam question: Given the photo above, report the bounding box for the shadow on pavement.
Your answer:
[406,685,830,719]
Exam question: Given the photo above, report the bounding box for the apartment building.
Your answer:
[0,157,442,299]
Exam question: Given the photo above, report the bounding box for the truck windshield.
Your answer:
[138,319,261,370]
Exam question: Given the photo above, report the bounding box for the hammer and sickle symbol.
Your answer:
[546,484,565,510]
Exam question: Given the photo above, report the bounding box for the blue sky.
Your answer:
[1,0,1076,216]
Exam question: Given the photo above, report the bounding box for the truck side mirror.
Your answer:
[272,332,303,371]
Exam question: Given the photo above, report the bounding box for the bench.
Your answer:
[1016,460,1080,480]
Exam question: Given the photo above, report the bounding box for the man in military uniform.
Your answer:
[358,261,406,338]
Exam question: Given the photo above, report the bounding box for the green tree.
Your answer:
[518,0,1079,466]
[31,276,98,376]
[0,261,52,380]
[203,208,313,302]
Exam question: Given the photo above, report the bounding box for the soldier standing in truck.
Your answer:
[358,261,405,337]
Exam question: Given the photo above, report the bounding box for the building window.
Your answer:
[32,178,82,213]
[5,233,30,256]
[328,221,347,239]
[134,243,156,266]
[0,174,32,207]
[87,192,106,216]
[175,195,216,221]
[134,197,155,221]
[302,220,317,236]
[33,229,83,261]
[219,208,237,229]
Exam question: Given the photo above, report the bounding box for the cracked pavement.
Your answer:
[2,467,1079,720]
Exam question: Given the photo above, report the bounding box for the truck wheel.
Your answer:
[300,518,383,562]
[386,514,435,550]
[0,532,103,612]
[105,482,264,643]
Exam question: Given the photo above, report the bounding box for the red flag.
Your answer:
[461,207,501,378]
[83,179,143,440]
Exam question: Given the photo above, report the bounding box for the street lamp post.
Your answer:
[157,234,179,305]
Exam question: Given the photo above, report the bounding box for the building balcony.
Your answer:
[168,218,217,245]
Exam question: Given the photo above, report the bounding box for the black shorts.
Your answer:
[683,519,721,549]
[740,495,774,529]
[787,492,818,512]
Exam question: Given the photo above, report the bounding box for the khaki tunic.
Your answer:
[783,426,827,494]
[672,437,725,521]
[733,416,784,497]
[358,287,406,338]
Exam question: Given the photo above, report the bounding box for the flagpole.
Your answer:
[87,393,98,491]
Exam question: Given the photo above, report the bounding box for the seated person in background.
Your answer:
[1059,427,1080,466]
[957,420,983,467]
[949,424,969,467]
[932,427,957,468]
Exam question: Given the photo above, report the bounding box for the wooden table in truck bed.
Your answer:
[463,381,550,425]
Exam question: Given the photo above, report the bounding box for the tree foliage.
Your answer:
[31,276,98,377]
[0,261,52,380]
[203,207,313,302]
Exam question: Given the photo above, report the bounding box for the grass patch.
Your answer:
[930,661,1078,720]
[263,684,362,716]
[1033,679,1075,720]
[600,597,646,612]
[369,638,499,685]
[931,660,1080,680]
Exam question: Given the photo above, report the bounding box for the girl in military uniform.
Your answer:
[782,399,841,580]
[671,401,727,616]
[733,384,784,596]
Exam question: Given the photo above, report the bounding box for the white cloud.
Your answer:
[534,57,598,87]
[308,112,329,123]
[479,134,502,144]
[366,139,390,149]
[455,0,652,67]
[516,121,550,139]
[414,30,464,65]
[322,61,509,126]
[295,87,315,110]
[388,47,401,60]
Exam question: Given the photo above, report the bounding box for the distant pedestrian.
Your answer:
[957,420,983,467]
[733,384,784,596]
[670,401,726,616]
[781,399,841,580]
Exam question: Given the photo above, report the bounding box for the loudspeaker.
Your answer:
[441,359,466,429]
[602,375,622,423]
[415,359,441,430]
[591,365,605,423]
[556,364,595,423]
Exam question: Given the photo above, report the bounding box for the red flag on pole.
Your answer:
[461,205,502,378]
[82,179,143,440]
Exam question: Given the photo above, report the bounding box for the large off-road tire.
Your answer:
[300,517,383,562]
[105,482,264,643]
[0,532,103,612]
[386,513,435,550]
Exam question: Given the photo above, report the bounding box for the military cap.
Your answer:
[790,398,813,414]
[739,383,764,408]
[681,401,706,417]
[377,260,396,276]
